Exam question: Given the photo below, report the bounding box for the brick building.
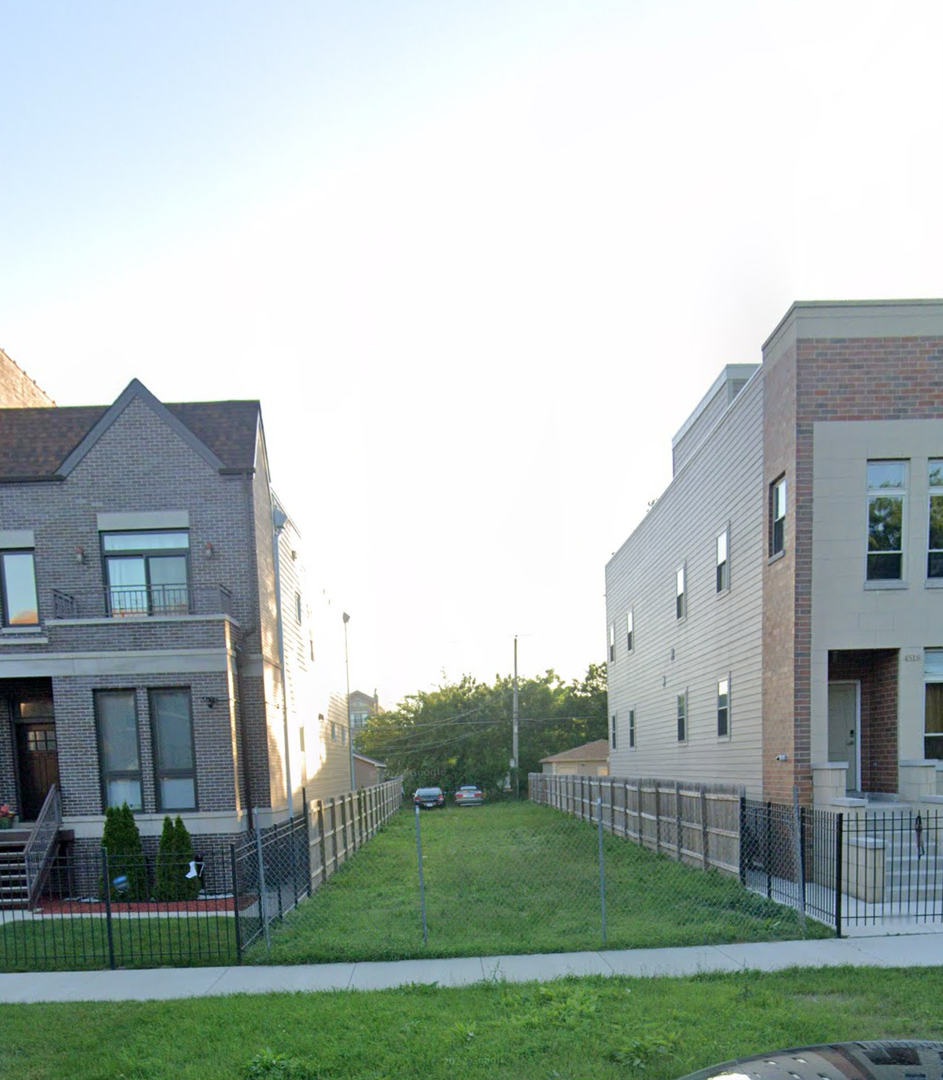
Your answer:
[605,299,943,809]
[0,377,351,852]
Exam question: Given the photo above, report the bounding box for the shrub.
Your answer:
[155,815,202,901]
[100,802,147,901]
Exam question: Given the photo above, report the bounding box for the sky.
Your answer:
[2,0,943,707]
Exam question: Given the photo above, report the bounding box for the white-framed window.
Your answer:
[867,460,906,581]
[609,623,615,661]
[928,460,943,579]
[716,528,729,593]
[717,677,730,737]
[770,476,786,557]
[610,713,617,750]
[925,649,943,759]
[0,549,38,626]
[96,689,142,810]
[626,609,634,652]
[628,708,636,749]
[676,565,686,620]
[677,691,687,742]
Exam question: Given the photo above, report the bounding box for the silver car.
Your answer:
[454,784,484,806]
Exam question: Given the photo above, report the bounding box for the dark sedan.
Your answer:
[413,786,445,809]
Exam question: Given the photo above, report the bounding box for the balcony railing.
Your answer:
[51,584,234,619]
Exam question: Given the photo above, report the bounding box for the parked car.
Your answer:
[454,784,484,806]
[413,786,445,809]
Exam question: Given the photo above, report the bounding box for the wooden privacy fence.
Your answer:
[529,772,744,876]
[308,777,403,888]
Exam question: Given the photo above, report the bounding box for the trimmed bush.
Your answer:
[100,802,147,901]
[155,815,202,901]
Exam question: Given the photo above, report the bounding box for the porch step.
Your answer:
[0,835,29,909]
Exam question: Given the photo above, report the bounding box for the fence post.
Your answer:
[700,788,709,870]
[623,779,630,838]
[597,796,607,946]
[675,780,683,862]
[330,798,338,874]
[231,844,243,963]
[654,783,661,854]
[101,847,116,971]
[738,796,747,887]
[835,812,844,937]
[256,818,271,949]
[765,801,773,899]
[414,804,428,945]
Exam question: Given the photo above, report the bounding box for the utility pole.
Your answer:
[512,635,519,798]
[343,612,354,791]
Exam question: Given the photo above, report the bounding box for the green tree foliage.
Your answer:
[154,815,202,901]
[358,663,607,797]
[100,802,147,901]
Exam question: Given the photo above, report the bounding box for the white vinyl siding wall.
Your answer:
[605,370,764,796]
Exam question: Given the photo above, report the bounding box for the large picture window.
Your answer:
[867,460,906,581]
[0,550,38,626]
[96,690,142,810]
[102,531,190,616]
[929,460,943,579]
[150,688,196,810]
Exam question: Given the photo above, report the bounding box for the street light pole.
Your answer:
[343,612,355,791]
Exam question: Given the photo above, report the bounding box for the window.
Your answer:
[0,550,38,626]
[331,721,336,741]
[929,460,943,578]
[295,592,302,622]
[608,623,615,661]
[926,650,943,759]
[96,690,142,810]
[867,460,906,580]
[716,529,729,592]
[102,531,190,616]
[770,476,786,557]
[610,713,617,750]
[628,708,636,749]
[717,677,729,737]
[675,565,686,619]
[626,609,634,652]
[151,689,196,810]
[677,692,687,742]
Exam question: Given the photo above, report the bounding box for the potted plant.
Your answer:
[0,804,15,830]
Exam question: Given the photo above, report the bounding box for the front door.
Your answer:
[828,682,859,793]
[15,723,59,820]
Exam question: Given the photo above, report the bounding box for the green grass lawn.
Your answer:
[0,914,237,973]
[255,800,830,965]
[2,965,941,1080]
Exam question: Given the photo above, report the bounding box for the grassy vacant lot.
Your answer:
[255,800,830,965]
[3,965,942,1080]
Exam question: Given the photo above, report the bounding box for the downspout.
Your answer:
[272,503,293,820]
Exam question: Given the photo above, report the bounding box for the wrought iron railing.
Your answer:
[52,584,233,619]
[24,784,62,909]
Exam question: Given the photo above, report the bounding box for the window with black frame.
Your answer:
[150,688,196,810]
[96,689,142,810]
[101,531,190,616]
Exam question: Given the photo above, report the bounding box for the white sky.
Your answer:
[2,0,942,706]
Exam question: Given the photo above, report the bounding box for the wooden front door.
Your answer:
[15,723,59,820]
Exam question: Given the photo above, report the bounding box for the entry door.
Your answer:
[828,682,859,793]
[15,723,60,820]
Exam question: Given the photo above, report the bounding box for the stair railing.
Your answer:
[24,784,62,909]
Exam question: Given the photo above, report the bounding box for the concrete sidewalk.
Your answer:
[3,929,943,1003]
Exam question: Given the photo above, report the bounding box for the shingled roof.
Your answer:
[0,381,261,481]
[539,738,610,764]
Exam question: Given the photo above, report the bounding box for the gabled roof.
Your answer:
[0,379,261,481]
[539,738,610,764]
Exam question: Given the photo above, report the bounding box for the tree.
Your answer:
[358,663,607,797]
[155,815,202,901]
[100,802,147,900]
